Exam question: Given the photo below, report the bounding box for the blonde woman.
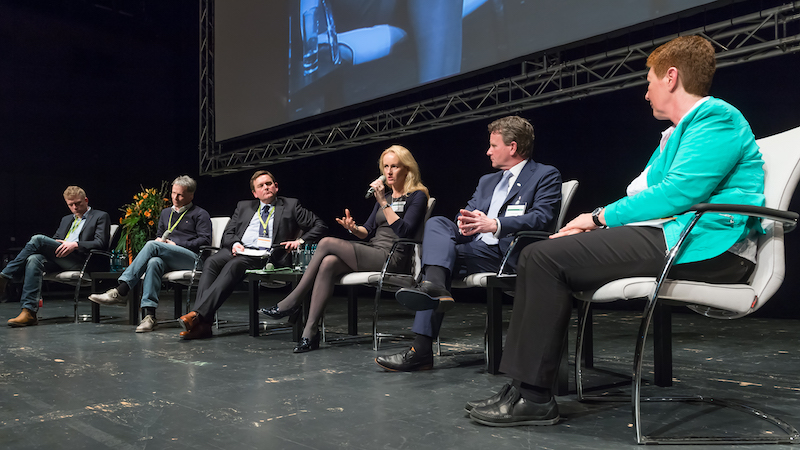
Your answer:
[260,145,429,352]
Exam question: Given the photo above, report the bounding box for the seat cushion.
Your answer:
[451,272,493,289]
[574,276,757,314]
[337,272,380,285]
[162,270,195,284]
[43,271,90,284]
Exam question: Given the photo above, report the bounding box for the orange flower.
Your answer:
[148,220,154,226]
[144,210,151,218]
[143,193,149,199]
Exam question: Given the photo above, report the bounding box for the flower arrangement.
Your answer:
[116,183,170,258]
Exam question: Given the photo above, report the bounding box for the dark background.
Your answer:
[2,1,799,317]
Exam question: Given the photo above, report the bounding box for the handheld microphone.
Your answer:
[364,175,387,199]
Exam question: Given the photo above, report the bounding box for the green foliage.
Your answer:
[116,183,170,256]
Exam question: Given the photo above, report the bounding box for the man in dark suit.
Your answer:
[375,115,562,371]
[1,186,111,327]
[177,170,327,340]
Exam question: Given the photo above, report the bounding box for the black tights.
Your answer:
[277,237,358,339]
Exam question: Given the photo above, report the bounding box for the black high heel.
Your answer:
[293,331,320,353]
[258,303,299,320]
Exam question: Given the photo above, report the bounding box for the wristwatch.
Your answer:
[591,207,605,227]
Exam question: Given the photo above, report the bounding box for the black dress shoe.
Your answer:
[293,332,320,353]
[469,390,559,427]
[375,346,434,372]
[259,303,299,320]
[395,281,455,313]
[465,383,514,413]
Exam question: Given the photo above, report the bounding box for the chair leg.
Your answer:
[575,301,591,400]
[73,280,83,323]
[371,285,380,351]
[652,302,673,387]
[347,285,358,336]
[583,302,594,368]
[173,285,184,319]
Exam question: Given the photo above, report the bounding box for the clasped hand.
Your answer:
[54,240,78,258]
[457,209,497,236]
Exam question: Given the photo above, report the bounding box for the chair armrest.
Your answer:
[389,238,421,250]
[372,238,423,287]
[496,230,554,275]
[690,203,798,231]
[83,249,113,274]
[89,249,113,258]
[198,245,221,257]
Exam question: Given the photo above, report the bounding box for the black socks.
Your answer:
[142,307,156,319]
[515,380,553,404]
[412,334,434,355]
[116,281,131,297]
[423,265,450,289]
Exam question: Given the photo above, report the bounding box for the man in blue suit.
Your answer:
[375,115,562,371]
[1,186,110,327]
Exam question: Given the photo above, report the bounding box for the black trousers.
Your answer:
[499,226,754,389]
[193,249,264,324]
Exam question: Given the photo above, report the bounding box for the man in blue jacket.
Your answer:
[2,186,110,327]
[376,115,563,372]
[89,176,212,332]
[467,36,765,427]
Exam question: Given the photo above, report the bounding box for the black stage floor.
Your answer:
[1,286,799,449]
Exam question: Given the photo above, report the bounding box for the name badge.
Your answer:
[391,201,405,213]
[505,204,526,217]
[257,237,272,251]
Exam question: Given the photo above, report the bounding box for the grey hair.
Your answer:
[172,175,197,193]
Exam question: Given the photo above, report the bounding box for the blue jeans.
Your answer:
[118,240,200,309]
[0,235,85,312]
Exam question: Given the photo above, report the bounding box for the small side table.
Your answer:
[246,270,307,341]
[89,272,140,325]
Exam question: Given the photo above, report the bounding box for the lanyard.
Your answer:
[167,208,189,234]
[257,205,275,236]
[66,217,82,239]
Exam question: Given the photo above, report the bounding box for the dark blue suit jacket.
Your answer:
[53,208,111,256]
[461,159,562,262]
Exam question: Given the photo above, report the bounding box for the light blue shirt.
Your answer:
[64,207,91,243]
[240,202,274,249]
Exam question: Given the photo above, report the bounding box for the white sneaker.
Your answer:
[88,288,126,305]
[135,315,157,333]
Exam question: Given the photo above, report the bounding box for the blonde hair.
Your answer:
[63,186,86,199]
[378,145,429,198]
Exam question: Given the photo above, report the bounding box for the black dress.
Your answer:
[351,190,427,273]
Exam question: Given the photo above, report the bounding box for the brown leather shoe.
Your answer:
[179,322,212,340]
[8,308,38,327]
[178,311,198,332]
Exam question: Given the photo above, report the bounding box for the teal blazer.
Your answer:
[604,97,765,264]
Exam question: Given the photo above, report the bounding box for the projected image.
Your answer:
[288,0,468,122]
[214,0,717,144]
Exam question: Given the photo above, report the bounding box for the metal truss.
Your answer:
[199,1,800,176]
[198,0,215,172]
